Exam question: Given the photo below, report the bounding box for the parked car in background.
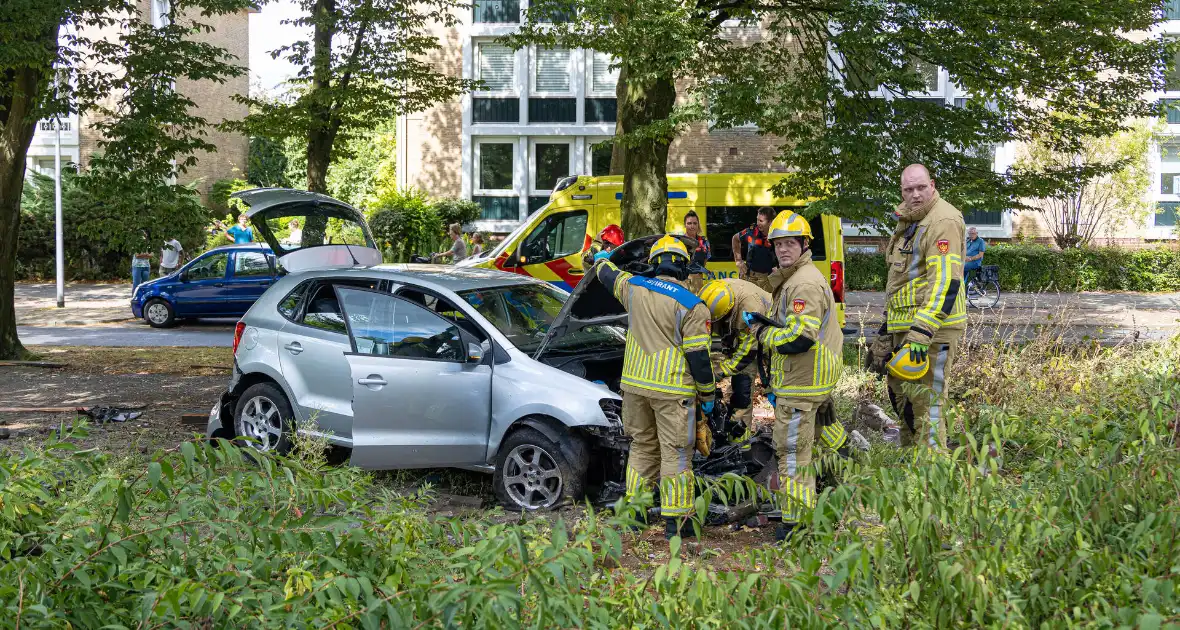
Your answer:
[130,244,278,328]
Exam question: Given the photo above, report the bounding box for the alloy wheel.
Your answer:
[502,443,563,509]
[238,395,283,451]
[146,302,171,325]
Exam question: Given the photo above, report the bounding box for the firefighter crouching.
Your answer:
[697,279,769,434]
[883,164,967,449]
[593,235,716,540]
[743,210,843,541]
[582,224,625,272]
[700,279,852,457]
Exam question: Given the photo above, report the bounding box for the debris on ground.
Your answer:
[849,430,871,452]
[80,406,144,424]
[856,402,893,431]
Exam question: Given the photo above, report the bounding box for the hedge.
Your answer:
[846,243,1180,292]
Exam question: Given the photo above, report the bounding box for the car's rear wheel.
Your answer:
[143,298,176,328]
[233,382,295,455]
[494,427,587,511]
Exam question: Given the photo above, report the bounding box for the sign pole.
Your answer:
[54,114,64,308]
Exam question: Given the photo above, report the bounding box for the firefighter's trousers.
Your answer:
[887,333,961,449]
[622,391,697,518]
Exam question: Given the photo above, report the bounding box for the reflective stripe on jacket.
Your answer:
[885,196,967,340]
[758,251,843,400]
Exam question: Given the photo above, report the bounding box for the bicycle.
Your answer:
[966,264,1000,309]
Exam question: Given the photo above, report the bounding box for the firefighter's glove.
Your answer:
[767,393,777,408]
[701,400,715,415]
[742,311,757,328]
[908,341,929,364]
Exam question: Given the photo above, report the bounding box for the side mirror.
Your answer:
[178,272,188,282]
[505,250,522,268]
[466,342,484,364]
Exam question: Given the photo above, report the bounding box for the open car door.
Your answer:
[232,188,382,273]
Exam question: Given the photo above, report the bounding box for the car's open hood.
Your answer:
[233,188,382,273]
[531,234,697,360]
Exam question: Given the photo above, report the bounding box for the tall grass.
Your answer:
[1,331,1177,627]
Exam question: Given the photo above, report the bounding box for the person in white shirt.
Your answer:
[159,238,184,277]
[282,218,303,247]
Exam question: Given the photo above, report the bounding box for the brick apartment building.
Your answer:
[399,0,1179,245]
[25,0,254,202]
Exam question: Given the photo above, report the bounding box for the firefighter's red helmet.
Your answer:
[601,224,624,247]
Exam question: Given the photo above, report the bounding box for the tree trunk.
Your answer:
[617,69,675,239]
[609,68,627,177]
[0,29,57,360]
[306,0,336,196]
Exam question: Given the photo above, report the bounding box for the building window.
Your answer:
[474,0,519,23]
[585,98,617,123]
[474,196,520,221]
[588,51,618,95]
[1167,0,1180,21]
[533,48,571,94]
[1155,202,1179,227]
[150,0,170,27]
[477,43,515,93]
[529,98,576,123]
[477,141,515,191]
[589,140,612,176]
[1162,173,1179,195]
[531,141,571,193]
[473,98,520,124]
[911,59,940,94]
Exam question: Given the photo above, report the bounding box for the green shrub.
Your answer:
[16,170,209,280]
[368,188,439,262]
[430,197,482,229]
[845,244,1180,292]
[2,335,1178,627]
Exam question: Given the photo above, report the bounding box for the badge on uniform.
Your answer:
[792,299,806,314]
[937,239,950,254]
[705,319,712,334]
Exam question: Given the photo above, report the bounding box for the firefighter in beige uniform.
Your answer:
[593,235,716,539]
[883,165,967,449]
[744,210,843,541]
[699,278,851,456]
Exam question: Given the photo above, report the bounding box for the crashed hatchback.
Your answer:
[208,189,774,511]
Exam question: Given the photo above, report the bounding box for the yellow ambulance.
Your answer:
[457,173,847,326]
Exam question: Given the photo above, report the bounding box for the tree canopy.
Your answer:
[227,0,475,194]
[0,0,252,359]
[515,0,1168,230]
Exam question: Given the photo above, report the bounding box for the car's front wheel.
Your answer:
[233,382,295,455]
[143,298,176,328]
[494,427,588,511]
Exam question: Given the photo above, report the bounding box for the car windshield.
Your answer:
[252,206,375,256]
[486,205,547,260]
[459,283,622,354]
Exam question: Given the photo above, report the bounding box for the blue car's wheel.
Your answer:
[144,298,176,328]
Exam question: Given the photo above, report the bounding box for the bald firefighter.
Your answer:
[882,164,967,449]
[700,279,852,456]
[593,235,716,539]
[743,210,843,541]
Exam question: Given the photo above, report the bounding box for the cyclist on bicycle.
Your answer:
[965,227,987,285]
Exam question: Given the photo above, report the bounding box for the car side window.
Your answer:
[395,287,488,342]
[337,287,464,362]
[233,251,273,277]
[187,252,228,281]
[521,211,588,262]
[297,278,384,334]
[278,281,311,321]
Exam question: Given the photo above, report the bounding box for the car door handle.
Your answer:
[284,342,303,355]
[358,375,387,387]
[213,282,224,287]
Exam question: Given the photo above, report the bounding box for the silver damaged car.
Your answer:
[207,188,629,510]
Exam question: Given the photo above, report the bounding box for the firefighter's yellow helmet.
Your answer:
[887,346,929,381]
[647,234,690,262]
[698,280,735,320]
[767,210,813,242]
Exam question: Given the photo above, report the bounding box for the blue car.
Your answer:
[131,244,279,328]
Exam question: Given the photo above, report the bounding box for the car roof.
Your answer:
[298,263,551,293]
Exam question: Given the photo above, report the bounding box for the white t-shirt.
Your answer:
[161,239,183,268]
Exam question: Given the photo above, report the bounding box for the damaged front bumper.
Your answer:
[206,362,241,440]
